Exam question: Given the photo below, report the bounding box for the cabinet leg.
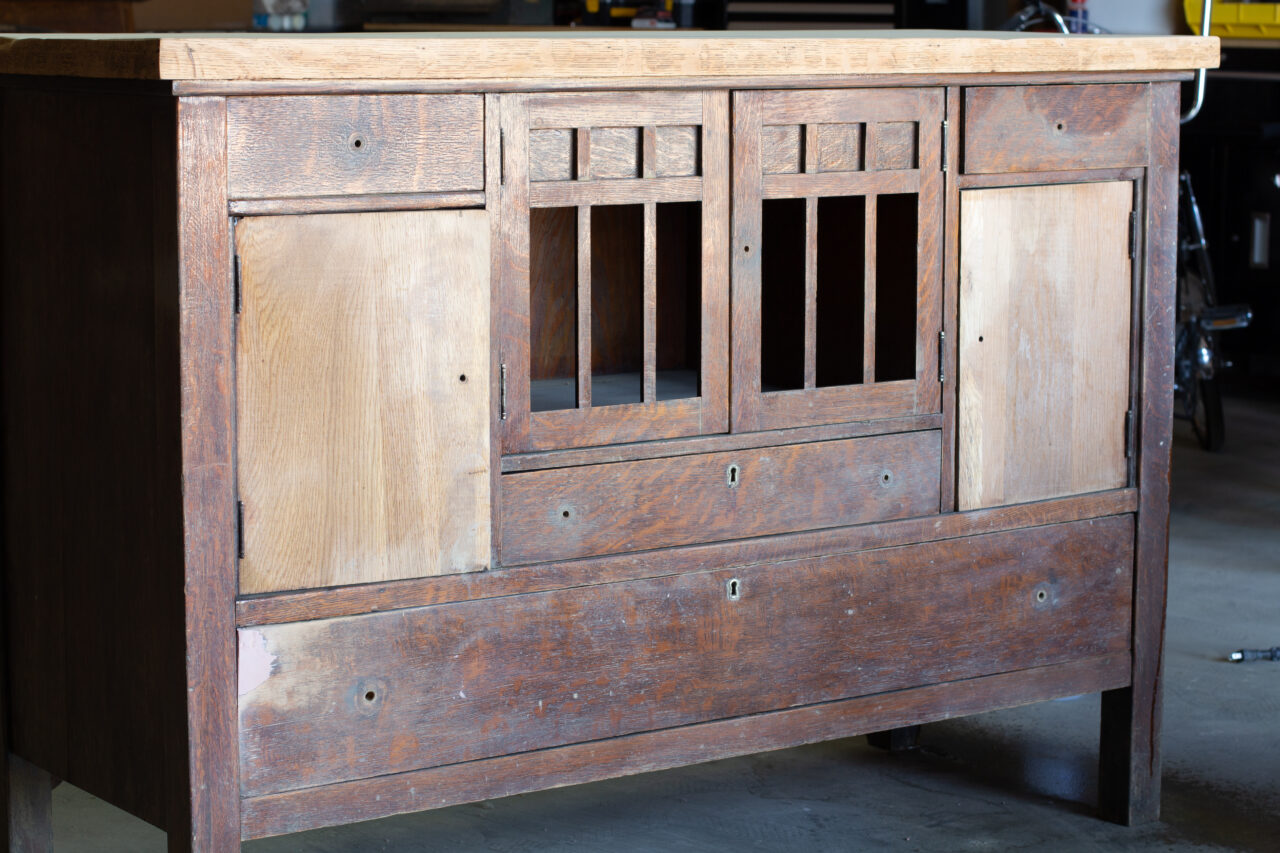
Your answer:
[1098,685,1161,825]
[866,725,921,753]
[4,753,54,852]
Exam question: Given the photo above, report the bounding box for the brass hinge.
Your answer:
[938,329,946,383]
[1129,210,1140,260]
[236,500,245,560]
[500,363,508,420]
[941,120,950,173]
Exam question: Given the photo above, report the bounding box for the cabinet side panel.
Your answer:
[237,210,491,594]
[0,85,183,829]
[958,181,1133,510]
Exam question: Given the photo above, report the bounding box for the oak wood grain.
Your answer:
[236,210,491,594]
[958,181,1133,510]
[963,84,1151,175]
[242,652,1131,839]
[240,516,1132,798]
[227,95,483,200]
[0,33,1219,82]
[500,431,941,564]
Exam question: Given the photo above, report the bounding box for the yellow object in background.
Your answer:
[1186,0,1280,38]
[586,0,599,13]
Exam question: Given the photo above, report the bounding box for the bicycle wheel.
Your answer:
[1192,376,1225,452]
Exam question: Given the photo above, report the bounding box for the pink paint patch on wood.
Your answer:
[239,629,276,697]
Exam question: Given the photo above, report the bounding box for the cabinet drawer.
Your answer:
[500,431,941,565]
[963,84,1151,174]
[226,95,484,199]
[238,516,1134,797]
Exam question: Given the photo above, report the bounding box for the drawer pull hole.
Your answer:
[726,464,740,488]
[1036,589,1048,603]
[348,133,367,152]
[459,374,467,383]
[1055,122,1065,132]
[879,470,893,487]
[561,509,571,519]
[364,690,376,702]
[727,578,742,601]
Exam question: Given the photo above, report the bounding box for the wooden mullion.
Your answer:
[644,202,658,403]
[575,126,590,181]
[577,205,592,408]
[804,196,818,389]
[804,123,819,174]
[864,194,878,384]
[642,126,657,179]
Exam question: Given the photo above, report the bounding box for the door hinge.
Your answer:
[236,500,245,560]
[500,363,508,420]
[938,330,947,383]
[941,120,950,173]
[499,129,505,186]
[1124,409,1135,458]
[1129,210,1140,260]
[233,250,243,315]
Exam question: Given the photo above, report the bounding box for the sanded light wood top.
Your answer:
[0,30,1218,82]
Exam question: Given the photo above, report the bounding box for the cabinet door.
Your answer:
[957,181,1134,510]
[731,88,944,432]
[497,91,730,453]
[236,210,491,594]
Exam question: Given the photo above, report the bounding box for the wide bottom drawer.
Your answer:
[499,430,942,565]
[238,515,1134,797]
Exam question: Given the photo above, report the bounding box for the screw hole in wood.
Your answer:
[459,374,467,382]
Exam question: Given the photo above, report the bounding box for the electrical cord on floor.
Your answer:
[1228,647,1280,662]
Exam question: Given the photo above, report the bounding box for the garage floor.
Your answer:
[53,392,1280,852]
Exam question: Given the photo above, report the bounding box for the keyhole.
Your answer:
[726,464,740,488]
[727,578,742,601]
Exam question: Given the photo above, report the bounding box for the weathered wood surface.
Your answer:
[236,210,491,594]
[1098,80,1179,827]
[0,33,1217,81]
[239,490,1137,627]
[963,84,1151,174]
[227,95,483,199]
[500,431,941,565]
[958,181,1133,510]
[239,516,1134,798]
[241,653,1130,840]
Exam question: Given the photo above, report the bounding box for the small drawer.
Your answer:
[226,95,484,200]
[237,516,1134,796]
[499,431,941,565]
[963,84,1151,174]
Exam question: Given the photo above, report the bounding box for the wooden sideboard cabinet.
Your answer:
[0,32,1217,852]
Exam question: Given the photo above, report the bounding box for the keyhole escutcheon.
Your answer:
[726,463,741,488]
[727,578,742,601]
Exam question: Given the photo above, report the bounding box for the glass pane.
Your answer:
[529,206,577,412]
[874,193,918,382]
[760,197,806,392]
[816,195,866,388]
[656,201,702,401]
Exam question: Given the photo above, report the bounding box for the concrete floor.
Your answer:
[54,392,1280,852]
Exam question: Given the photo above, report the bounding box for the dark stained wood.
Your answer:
[226,94,484,199]
[940,87,961,512]
[957,165,1145,190]
[505,413,942,472]
[227,190,484,216]
[173,95,241,851]
[241,653,1132,840]
[239,517,1134,798]
[963,84,1151,175]
[1098,81,1179,827]
[732,87,943,434]
[0,84,184,833]
[501,431,941,565]
[501,90,729,454]
[4,755,53,851]
[239,489,1138,628]
[528,206,578,382]
[173,70,1196,98]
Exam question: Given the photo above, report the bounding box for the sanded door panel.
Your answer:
[958,181,1133,510]
[236,210,490,593]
